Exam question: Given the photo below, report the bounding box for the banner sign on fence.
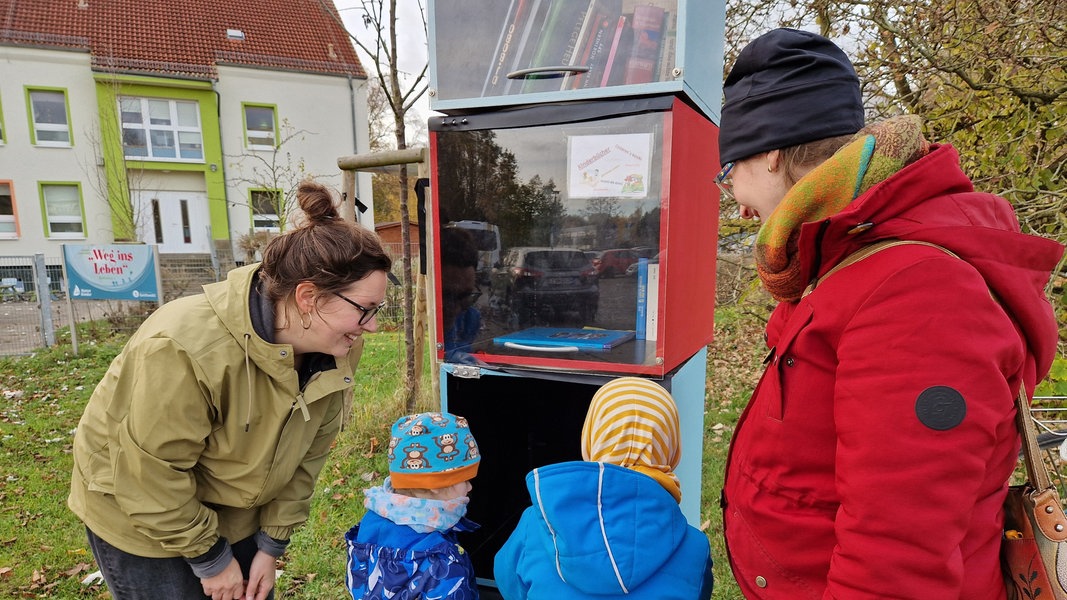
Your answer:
[62,244,160,301]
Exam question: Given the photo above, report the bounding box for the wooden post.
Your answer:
[340,169,356,223]
[413,159,439,404]
[336,147,434,412]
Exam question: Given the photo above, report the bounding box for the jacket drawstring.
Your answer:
[294,392,311,422]
[596,462,629,593]
[243,333,252,432]
[533,468,567,584]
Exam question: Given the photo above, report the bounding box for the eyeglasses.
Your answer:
[332,292,386,325]
[716,162,735,202]
[443,290,482,305]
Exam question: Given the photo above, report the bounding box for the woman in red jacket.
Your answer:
[718,28,1063,599]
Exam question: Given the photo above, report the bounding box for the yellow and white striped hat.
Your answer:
[581,376,682,503]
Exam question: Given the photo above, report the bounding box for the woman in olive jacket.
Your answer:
[68,181,392,600]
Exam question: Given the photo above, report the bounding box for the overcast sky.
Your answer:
[334,0,435,123]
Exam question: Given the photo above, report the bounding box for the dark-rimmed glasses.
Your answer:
[716,162,735,202]
[332,292,386,325]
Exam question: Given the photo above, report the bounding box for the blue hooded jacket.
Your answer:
[493,461,713,599]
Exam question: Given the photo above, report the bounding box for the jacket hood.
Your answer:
[203,264,311,380]
[524,461,692,594]
[798,143,1064,381]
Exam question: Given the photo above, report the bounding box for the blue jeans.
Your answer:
[86,527,274,600]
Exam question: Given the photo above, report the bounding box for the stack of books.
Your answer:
[481,0,677,97]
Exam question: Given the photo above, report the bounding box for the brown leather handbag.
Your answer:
[1002,388,1067,600]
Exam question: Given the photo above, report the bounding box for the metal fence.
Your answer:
[1,254,153,356]
[1,246,420,356]
[1,254,64,355]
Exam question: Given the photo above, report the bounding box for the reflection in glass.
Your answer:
[150,130,176,158]
[434,110,664,364]
[178,132,203,159]
[122,128,148,157]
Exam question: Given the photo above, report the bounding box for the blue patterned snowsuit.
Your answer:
[345,510,479,599]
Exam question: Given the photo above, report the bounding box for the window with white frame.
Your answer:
[119,97,204,161]
[0,182,16,238]
[41,183,84,238]
[251,189,282,231]
[244,104,276,150]
[28,89,71,146]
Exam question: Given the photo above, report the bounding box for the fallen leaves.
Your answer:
[363,436,379,458]
[61,562,92,578]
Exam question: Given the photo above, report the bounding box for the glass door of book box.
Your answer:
[432,97,679,372]
[430,0,706,113]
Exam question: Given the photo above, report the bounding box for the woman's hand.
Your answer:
[201,558,245,599]
[244,550,278,600]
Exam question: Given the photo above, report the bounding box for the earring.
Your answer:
[767,164,774,173]
[300,311,312,330]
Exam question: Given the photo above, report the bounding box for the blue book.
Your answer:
[493,327,636,351]
[635,257,648,340]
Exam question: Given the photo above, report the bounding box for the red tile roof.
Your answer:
[0,0,366,80]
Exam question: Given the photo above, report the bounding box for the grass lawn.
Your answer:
[0,309,765,598]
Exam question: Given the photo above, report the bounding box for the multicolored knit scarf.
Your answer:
[755,115,931,302]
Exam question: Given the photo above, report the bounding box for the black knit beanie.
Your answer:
[718,28,864,166]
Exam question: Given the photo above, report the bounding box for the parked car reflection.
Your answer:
[624,252,660,277]
[489,247,599,327]
[591,248,640,278]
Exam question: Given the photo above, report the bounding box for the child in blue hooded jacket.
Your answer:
[345,411,481,599]
[493,377,713,599]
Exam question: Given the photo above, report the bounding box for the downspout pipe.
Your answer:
[347,73,363,226]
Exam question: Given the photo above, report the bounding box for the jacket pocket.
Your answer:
[725,498,823,600]
[83,445,116,494]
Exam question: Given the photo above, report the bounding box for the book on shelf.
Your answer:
[656,10,678,82]
[635,257,648,339]
[560,0,619,90]
[599,13,632,87]
[559,0,599,91]
[558,0,595,72]
[520,0,592,94]
[499,0,550,96]
[644,261,660,341]
[574,10,621,90]
[623,4,665,85]
[493,327,636,351]
[481,0,526,97]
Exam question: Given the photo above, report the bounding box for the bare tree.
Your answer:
[81,72,153,243]
[226,119,322,233]
[320,0,429,412]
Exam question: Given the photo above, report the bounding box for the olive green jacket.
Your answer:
[68,264,361,558]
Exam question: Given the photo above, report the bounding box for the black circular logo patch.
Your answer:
[915,386,967,431]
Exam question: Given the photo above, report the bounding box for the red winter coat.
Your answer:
[722,144,1063,600]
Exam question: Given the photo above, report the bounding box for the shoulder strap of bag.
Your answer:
[803,239,960,297]
[805,239,1047,488]
[1016,387,1052,491]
